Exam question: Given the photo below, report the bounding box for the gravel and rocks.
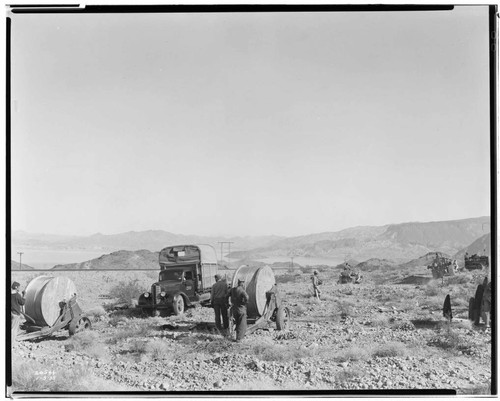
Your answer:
[10,269,492,394]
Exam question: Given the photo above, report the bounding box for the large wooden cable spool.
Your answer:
[231,265,275,317]
[24,276,77,327]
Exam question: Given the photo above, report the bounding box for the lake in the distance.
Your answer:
[253,256,344,267]
[12,249,345,270]
[11,249,109,269]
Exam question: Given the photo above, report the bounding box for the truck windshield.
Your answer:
[159,270,184,282]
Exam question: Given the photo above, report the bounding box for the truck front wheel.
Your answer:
[173,294,185,315]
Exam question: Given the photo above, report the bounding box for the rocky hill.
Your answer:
[355,258,398,271]
[400,252,453,269]
[52,250,160,270]
[454,233,491,261]
[229,217,490,262]
[11,261,35,270]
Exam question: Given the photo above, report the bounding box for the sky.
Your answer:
[9,6,492,237]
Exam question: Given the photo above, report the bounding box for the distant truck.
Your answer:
[138,244,220,316]
[464,253,489,271]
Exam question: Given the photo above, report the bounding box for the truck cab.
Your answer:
[138,244,219,315]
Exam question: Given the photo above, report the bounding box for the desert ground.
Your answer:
[10,263,492,394]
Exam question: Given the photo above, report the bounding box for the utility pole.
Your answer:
[291,256,294,270]
[217,241,234,266]
[228,242,233,267]
[218,242,224,264]
[17,252,23,269]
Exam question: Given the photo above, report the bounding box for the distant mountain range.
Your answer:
[11,216,490,268]
[11,230,282,255]
[228,216,491,262]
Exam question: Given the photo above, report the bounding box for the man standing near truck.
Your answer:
[230,279,249,342]
[211,274,229,335]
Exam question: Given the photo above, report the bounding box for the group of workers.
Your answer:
[311,264,364,298]
[210,274,249,342]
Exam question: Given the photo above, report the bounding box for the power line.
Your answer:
[217,241,234,265]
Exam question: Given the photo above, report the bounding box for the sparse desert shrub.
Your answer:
[320,293,333,301]
[372,342,406,358]
[335,368,361,385]
[294,304,307,316]
[146,340,170,360]
[224,377,298,391]
[375,293,392,303]
[11,361,50,392]
[337,300,356,318]
[276,274,296,284]
[193,336,234,355]
[250,343,315,362]
[109,315,128,327]
[391,320,416,331]
[427,325,478,355]
[370,314,390,327]
[335,346,370,362]
[128,339,148,354]
[85,306,107,320]
[424,283,440,297]
[12,360,93,392]
[106,324,151,344]
[422,295,444,311]
[446,275,470,285]
[454,319,473,330]
[462,383,491,395]
[67,331,105,359]
[397,299,417,313]
[108,279,143,304]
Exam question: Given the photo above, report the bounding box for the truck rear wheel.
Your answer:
[173,294,185,315]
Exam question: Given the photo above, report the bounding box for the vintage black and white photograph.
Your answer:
[7,3,495,396]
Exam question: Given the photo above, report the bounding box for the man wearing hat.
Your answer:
[11,282,26,342]
[211,274,229,334]
[230,279,249,342]
[311,270,322,300]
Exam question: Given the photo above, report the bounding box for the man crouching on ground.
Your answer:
[211,274,229,335]
[230,279,249,342]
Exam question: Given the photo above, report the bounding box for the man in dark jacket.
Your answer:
[230,279,249,342]
[211,274,229,334]
[11,281,25,341]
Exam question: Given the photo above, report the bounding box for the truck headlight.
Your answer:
[144,292,150,298]
[160,292,166,297]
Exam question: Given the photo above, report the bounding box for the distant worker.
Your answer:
[230,279,249,342]
[210,274,229,335]
[11,282,25,342]
[452,260,459,273]
[311,270,322,300]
